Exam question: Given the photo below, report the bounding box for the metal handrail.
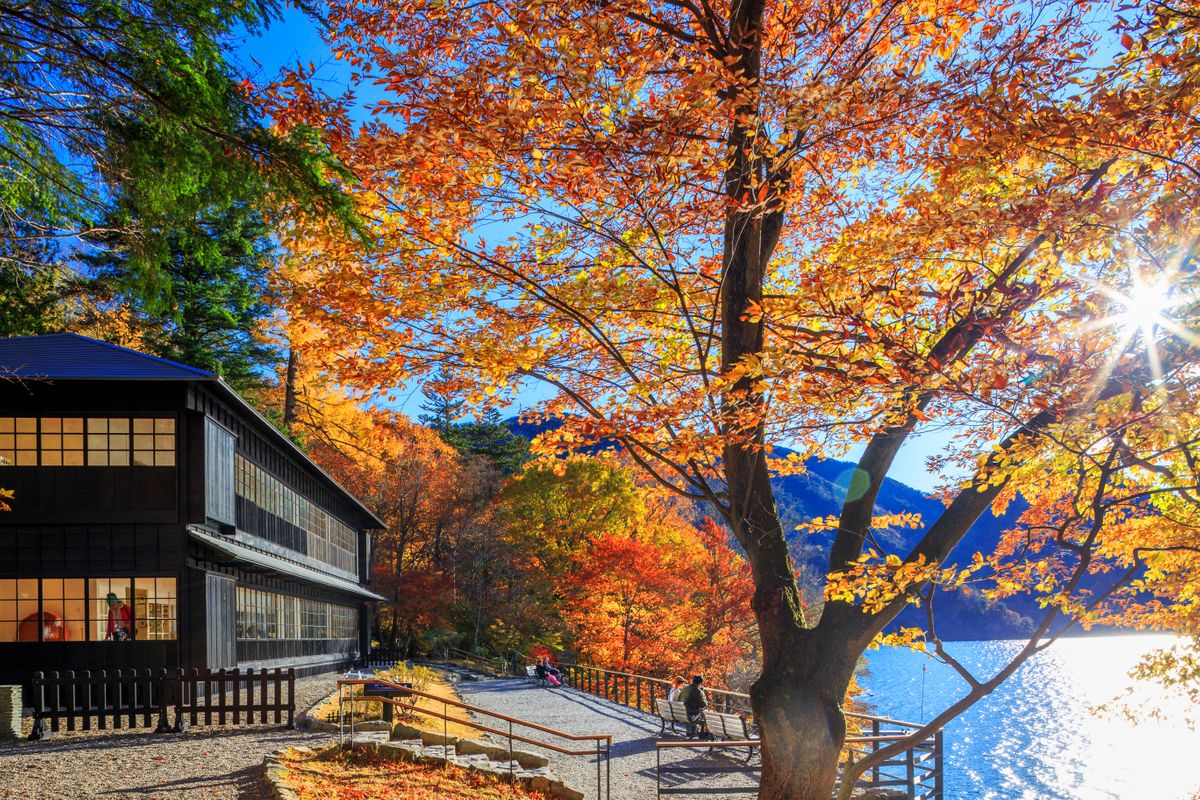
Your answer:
[530,657,927,729]
[337,678,611,799]
[534,659,942,799]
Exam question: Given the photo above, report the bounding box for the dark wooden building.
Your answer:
[0,334,384,690]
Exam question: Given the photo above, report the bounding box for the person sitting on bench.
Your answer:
[678,674,711,739]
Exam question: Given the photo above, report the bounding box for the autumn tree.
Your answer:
[270,1,1200,798]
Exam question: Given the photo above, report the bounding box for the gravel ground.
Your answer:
[456,677,758,800]
[0,674,340,800]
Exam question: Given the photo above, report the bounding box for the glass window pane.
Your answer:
[42,579,63,599]
[62,418,84,434]
[155,419,175,433]
[133,451,153,466]
[109,419,130,434]
[133,434,152,450]
[154,435,173,450]
[15,418,36,433]
[0,434,12,448]
[109,451,130,467]
[0,580,14,600]
[0,418,12,432]
[16,434,36,449]
[88,418,108,433]
[110,434,131,449]
[89,451,109,466]
[41,418,61,433]
[156,451,175,467]
[91,579,133,641]
[133,419,153,434]
[41,451,62,466]
[15,450,36,466]
[63,451,84,466]
[63,434,83,449]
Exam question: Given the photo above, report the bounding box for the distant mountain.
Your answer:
[506,417,1038,640]
[774,455,1037,640]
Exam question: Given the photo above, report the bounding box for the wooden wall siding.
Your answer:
[186,385,368,531]
[204,419,236,524]
[0,468,179,524]
[235,496,307,555]
[0,524,185,574]
[0,380,187,416]
[205,573,237,669]
[0,641,177,693]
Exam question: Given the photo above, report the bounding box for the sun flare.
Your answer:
[1114,273,1177,340]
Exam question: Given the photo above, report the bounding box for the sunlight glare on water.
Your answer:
[860,636,1200,800]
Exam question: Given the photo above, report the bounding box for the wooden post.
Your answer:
[259,669,268,724]
[287,668,296,727]
[82,674,93,732]
[29,672,46,740]
[98,670,108,731]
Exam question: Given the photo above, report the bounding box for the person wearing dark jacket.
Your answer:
[678,674,709,738]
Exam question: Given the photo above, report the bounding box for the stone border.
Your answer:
[262,742,585,800]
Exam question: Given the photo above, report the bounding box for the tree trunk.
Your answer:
[752,634,858,800]
[283,347,299,432]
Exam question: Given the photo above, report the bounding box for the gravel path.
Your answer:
[0,674,339,800]
[456,677,758,800]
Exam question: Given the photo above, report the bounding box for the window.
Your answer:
[0,578,170,642]
[134,577,177,641]
[0,579,39,642]
[90,578,133,640]
[234,455,358,574]
[0,417,39,466]
[38,418,84,466]
[0,416,174,467]
[235,587,355,642]
[40,579,86,641]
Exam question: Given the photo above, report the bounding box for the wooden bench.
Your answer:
[525,665,548,687]
[655,699,692,735]
[702,709,757,762]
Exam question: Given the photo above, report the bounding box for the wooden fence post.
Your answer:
[29,672,46,740]
[286,667,296,728]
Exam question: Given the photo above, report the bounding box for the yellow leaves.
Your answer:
[826,552,940,613]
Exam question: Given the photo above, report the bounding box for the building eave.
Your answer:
[189,526,385,601]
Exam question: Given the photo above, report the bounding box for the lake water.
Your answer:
[860,636,1200,800]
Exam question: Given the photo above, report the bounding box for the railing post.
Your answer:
[636,677,642,711]
[934,730,944,800]
[906,742,916,799]
[872,718,880,784]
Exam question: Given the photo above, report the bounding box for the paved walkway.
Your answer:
[457,677,758,800]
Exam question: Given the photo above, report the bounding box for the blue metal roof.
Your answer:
[0,333,216,380]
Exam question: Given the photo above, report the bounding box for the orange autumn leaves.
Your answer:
[565,514,756,679]
[280,747,552,800]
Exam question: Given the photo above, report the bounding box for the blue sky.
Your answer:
[233,11,961,493]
